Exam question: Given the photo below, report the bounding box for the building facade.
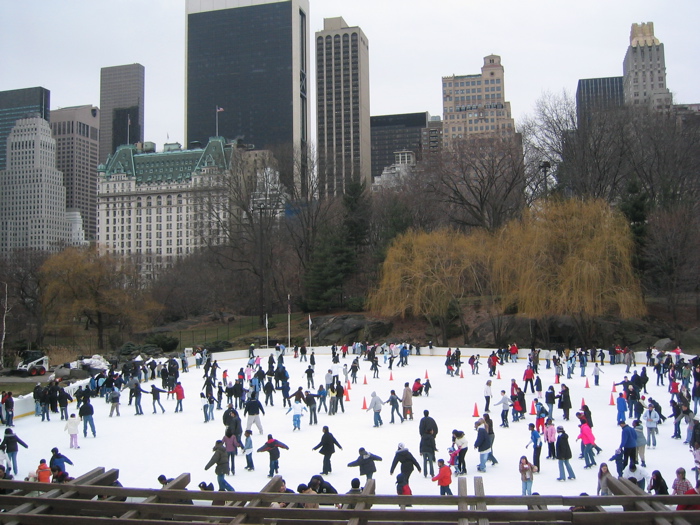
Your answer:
[442,55,515,148]
[315,16,370,197]
[421,115,444,164]
[51,105,100,241]
[185,0,310,193]
[622,22,672,110]
[370,112,428,181]
[0,87,50,172]
[99,63,145,165]
[575,77,624,127]
[0,117,71,254]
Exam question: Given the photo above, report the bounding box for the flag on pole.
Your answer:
[288,295,291,315]
[216,106,225,113]
[308,314,312,328]
[265,314,268,329]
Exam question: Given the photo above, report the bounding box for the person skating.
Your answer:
[432,459,453,495]
[367,392,383,427]
[347,447,382,480]
[555,426,576,481]
[389,443,421,483]
[312,426,342,475]
[204,440,235,491]
[257,434,289,478]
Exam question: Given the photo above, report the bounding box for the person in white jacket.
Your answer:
[644,404,660,448]
[64,414,80,449]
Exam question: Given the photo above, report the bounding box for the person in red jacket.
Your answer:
[431,459,453,495]
[169,382,185,412]
[523,366,536,394]
[677,479,700,510]
[36,459,51,482]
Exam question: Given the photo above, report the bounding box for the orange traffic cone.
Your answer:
[345,389,350,402]
[425,370,429,379]
[472,403,480,417]
[362,397,367,410]
[612,381,617,392]
[497,370,501,380]
[346,380,351,391]
[585,377,590,388]
[364,375,368,385]
[390,372,394,381]
[460,368,464,379]
[555,374,560,384]
[609,393,615,406]
[530,400,537,415]
[580,398,585,408]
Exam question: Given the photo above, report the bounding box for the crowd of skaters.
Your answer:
[1,339,699,510]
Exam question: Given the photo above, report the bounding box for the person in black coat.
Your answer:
[312,426,342,475]
[418,410,439,438]
[0,428,28,476]
[555,426,576,481]
[556,385,572,421]
[347,447,382,480]
[389,443,421,482]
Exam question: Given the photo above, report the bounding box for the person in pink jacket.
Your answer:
[576,421,597,469]
[544,419,557,459]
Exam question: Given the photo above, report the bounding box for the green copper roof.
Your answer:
[100,137,230,185]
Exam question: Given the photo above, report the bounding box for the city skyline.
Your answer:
[1,0,698,153]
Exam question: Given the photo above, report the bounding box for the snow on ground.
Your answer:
[11,348,695,501]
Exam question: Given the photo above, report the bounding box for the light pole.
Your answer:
[540,161,551,195]
[257,202,266,327]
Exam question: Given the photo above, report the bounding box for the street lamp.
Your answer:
[257,202,266,328]
[540,161,551,195]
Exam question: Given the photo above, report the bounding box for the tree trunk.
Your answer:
[96,310,104,350]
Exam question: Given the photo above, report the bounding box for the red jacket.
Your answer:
[523,368,535,381]
[36,462,51,482]
[170,384,185,400]
[432,464,452,487]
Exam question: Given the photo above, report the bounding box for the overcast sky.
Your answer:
[2,0,698,151]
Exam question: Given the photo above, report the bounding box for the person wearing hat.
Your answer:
[390,443,421,482]
[555,426,576,481]
[204,439,234,491]
[347,447,382,480]
[644,403,660,448]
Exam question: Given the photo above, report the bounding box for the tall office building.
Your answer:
[51,105,100,241]
[99,63,145,164]
[0,117,69,254]
[442,55,515,148]
[575,77,624,126]
[370,112,428,181]
[421,116,444,163]
[0,87,50,171]
[622,22,672,111]
[185,0,310,193]
[315,17,370,197]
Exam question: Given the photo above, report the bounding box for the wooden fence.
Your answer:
[0,469,699,524]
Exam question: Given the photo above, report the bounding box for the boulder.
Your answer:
[310,315,393,345]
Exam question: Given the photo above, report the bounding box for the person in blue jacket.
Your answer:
[616,393,627,424]
[617,420,637,471]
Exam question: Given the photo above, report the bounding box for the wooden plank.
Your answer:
[120,472,191,520]
[606,477,676,525]
[229,475,284,525]
[347,478,375,525]
[473,476,489,525]
[457,476,469,525]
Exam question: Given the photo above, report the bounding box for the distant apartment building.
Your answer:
[370,112,428,181]
[51,105,100,241]
[315,16,370,197]
[0,87,50,171]
[442,55,515,148]
[99,63,145,164]
[622,22,672,110]
[575,77,624,126]
[421,116,443,163]
[0,117,73,254]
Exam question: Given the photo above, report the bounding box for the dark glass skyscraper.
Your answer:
[575,77,624,127]
[370,112,428,181]
[0,87,50,171]
[186,0,309,193]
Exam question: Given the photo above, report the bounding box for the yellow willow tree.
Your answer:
[367,229,487,345]
[491,198,645,347]
[41,247,162,350]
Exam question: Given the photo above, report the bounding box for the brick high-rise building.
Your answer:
[99,63,144,164]
[51,105,100,241]
[315,16,370,197]
[623,22,672,111]
[442,55,515,148]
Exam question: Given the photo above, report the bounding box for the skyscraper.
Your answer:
[622,22,672,111]
[315,17,370,197]
[51,105,100,241]
[442,55,515,148]
[370,112,428,181]
[99,63,145,164]
[0,117,69,254]
[185,0,310,193]
[0,87,50,171]
[575,77,624,126]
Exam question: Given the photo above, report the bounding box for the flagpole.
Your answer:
[127,115,130,145]
[215,106,219,137]
[287,294,291,348]
[265,313,269,350]
[308,314,312,350]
